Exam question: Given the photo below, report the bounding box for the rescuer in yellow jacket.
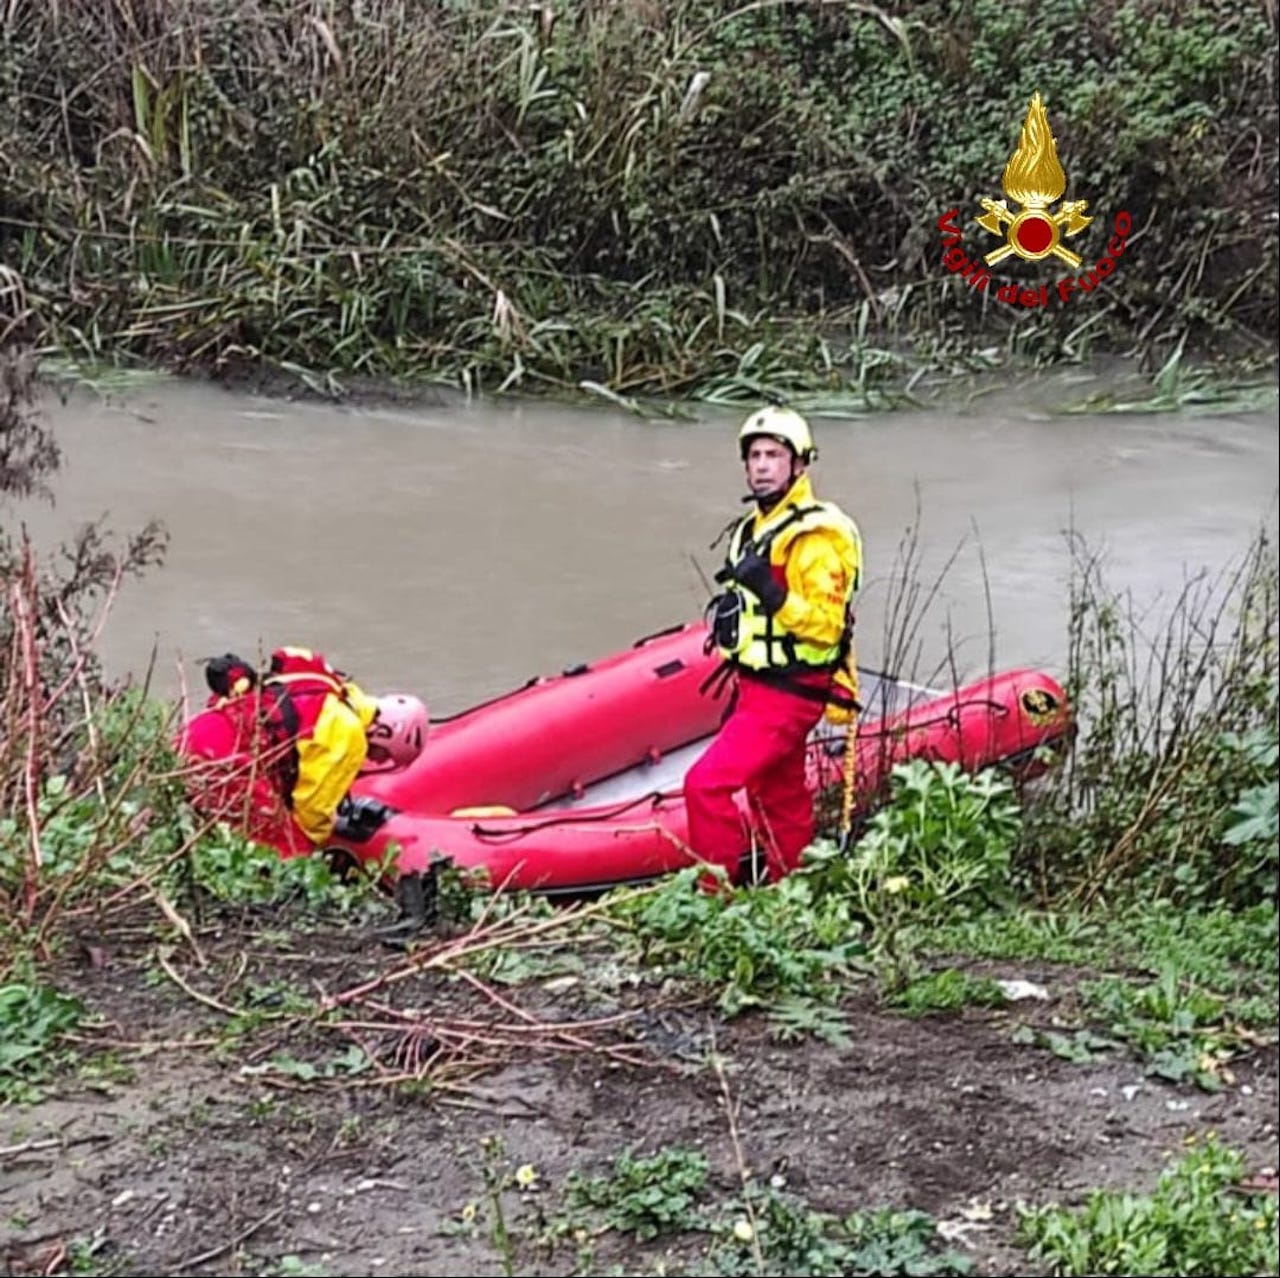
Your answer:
[201,648,427,847]
[685,406,862,883]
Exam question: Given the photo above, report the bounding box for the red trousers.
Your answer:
[683,672,825,884]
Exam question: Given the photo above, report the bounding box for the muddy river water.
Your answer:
[20,374,1278,715]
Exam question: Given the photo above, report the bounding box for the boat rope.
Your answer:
[831,697,1011,747]
[469,790,670,841]
[430,675,544,725]
[837,653,861,850]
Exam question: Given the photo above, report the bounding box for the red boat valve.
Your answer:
[647,746,663,765]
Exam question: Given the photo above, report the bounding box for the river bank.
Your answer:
[3,1,1277,400]
[3,901,1276,1277]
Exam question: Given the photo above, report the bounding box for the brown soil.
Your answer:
[3,914,1276,1278]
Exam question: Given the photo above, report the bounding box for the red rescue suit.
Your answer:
[685,474,861,883]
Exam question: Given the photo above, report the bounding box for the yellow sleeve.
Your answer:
[290,690,375,845]
[773,524,861,647]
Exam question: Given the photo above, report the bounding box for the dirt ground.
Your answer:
[3,914,1277,1278]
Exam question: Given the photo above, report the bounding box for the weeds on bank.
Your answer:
[928,899,1277,1090]
[928,899,1278,989]
[603,758,1023,1019]
[562,1146,711,1243]
[0,979,84,1102]
[4,1,1275,389]
[1019,1134,1279,1277]
[815,759,1022,991]
[603,861,867,1018]
[1059,341,1280,416]
[1022,530,1278,910]
[885,968,1008,1018]
[457,1139,973,1277]
[1078,970,1248,1090]
[704,1195,973,1278]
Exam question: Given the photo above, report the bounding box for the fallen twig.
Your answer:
[155,948,243,1017]
[319,890,637,1011]
[712,1043,766,1276]
[0,1132,112,1160]
[63,1032,222,1053]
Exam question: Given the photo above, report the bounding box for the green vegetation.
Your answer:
[604,860,868,1016]
[0,979,84,1102]
[2,0,1276,399]
[1060,341,1280,416]
[825,759,1023,988]
[705,1196,973,1277]
[527,1143,973,1276]
[604,759,1024,1014]
[563,1146,711,1242]
[886,966,1008,1017]
[1022,531,1278,909]
[1020,1135,1279,1276]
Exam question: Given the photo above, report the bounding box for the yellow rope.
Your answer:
[838,651,861,844]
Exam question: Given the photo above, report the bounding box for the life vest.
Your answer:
[718,500,861,677]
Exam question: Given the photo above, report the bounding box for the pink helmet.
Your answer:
[364,694,429,769]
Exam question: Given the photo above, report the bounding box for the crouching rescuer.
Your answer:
[199,647,427,849]
[684,407,862,884]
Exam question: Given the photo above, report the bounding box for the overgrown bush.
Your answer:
[813,759,1023,987]
[1,0,1274,393]
[1021,530,1279,910]
[606,760,1022,1009]
[1,350,172,960]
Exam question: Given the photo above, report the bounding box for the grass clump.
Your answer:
[887,967,1009,1018]
[707,1191,973,1277]
[563,1146,711,1242]
[535,1145,972,1276]
[0,979,84,1102]
[603,861,868,1018]
[1019,1135,1279,1277]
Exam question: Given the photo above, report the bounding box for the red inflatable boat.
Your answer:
[180,621,1072,894]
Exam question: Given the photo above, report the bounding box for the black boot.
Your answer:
[375,868,439,950]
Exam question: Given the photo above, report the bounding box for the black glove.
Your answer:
[708,591,741,650]
[334,795,394,843]
[729,549,786,614]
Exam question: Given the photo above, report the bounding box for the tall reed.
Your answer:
[1022,528,1279,909]
[2,0,1274,393]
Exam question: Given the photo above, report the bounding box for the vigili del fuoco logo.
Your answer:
[937,92,1132,308]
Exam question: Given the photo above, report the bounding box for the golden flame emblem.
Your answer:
[976,93,1092,267]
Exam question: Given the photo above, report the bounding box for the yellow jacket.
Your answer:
[289,679,379,844]
[261,648,380,845]
[763,475,860,648]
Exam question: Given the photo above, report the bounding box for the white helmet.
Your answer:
[365,694,428,768]
[738,406,816,463]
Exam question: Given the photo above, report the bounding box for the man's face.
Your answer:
[744,436,797,501]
